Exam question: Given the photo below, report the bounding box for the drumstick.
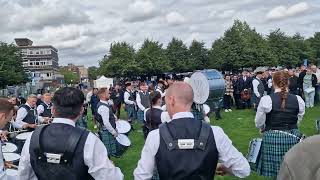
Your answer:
[9,164,18,170]
[8,130,28,134]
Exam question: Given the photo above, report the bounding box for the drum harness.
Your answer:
[30,125,86,166]
[159,122,211,151]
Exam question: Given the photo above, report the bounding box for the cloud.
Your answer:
[266,2,310,20]
[125,0,158,22]
[166,12,187,26]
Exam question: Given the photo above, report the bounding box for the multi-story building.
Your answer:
[15,38,63,90]
[77,65,88,82]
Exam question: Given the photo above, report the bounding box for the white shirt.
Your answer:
[36,102,51,119]
[0,141,6,180]
[15,103,43,129]
[18,118,124,180]
[252,78,261,98]
[255,89,305,129]
[143,106,162,122]
[136,92,148,111]
[156,88,165,98]
[86,91,93,104]
[134,112,251,179]
[97,100,117,135]
[124,91,135,105]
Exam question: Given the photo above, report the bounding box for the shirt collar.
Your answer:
[274,88,288,93]
[52,118,75,127]
[172,112,194,120]
[25,103,33,108]
[153,105,162,110]
[100,100,108,104]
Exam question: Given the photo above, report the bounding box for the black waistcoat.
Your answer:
[265,93,299,130]
[96,101,116,129]
[39,102,52,117]
[20,104,37,124]
[29,123,94,180]
[145,108,163,130]
[155,118,219,180]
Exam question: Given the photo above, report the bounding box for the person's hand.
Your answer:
[43,117,50,123]
[0,131,9,141]
[113,132,119,138]
[260,128,265,134]
[216,163,231,176]
[23,124,37,129]
[4,161,14,169]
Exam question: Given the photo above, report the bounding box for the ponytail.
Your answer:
[273,71,289,111]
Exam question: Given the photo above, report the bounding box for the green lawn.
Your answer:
[87,106,320,180]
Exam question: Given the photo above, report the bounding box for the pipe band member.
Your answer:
[137,82,151,123]
[16,94,44,130]
[134,82,250,180]
[96,88,119,157]
[254,71,305,177]
[18,87,124,180]
[124,82,136,124]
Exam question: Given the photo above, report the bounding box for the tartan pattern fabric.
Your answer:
[255,129,301,177]
[98,129,117,156]
[225,80,234,95]
[125,104,136,119]
[137,109,144,123]
[151,168,160,180]
[76,115,87,129]
[191,105,204,121]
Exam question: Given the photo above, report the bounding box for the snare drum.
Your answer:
[6,169,18,180]
[2,142,18,153]
[116,120,131,134]
[15,132,32,153]
[3,153,21,166]
[115,134,131,156]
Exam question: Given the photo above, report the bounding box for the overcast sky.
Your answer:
[1,0,319,67]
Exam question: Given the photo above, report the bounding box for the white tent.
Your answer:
[94,76,113,88]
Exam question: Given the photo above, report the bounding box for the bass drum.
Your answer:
[190,69,225,104]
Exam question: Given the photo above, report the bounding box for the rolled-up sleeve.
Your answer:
[212,126,250,178]
[296,95,305,124]
[255,96,272,129]
[15,108,28,129]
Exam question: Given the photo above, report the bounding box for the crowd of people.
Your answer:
[0,64,319,179]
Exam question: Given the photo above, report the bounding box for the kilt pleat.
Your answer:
[125,104,136,119]
[256,129,301,177]
[99,130,117,156]
[137,110,144,123]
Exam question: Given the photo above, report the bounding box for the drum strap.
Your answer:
[31,125,85,165]
[159,122,211,151]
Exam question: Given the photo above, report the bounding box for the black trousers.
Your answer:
[113,103,121,119]
[223,95,232,109]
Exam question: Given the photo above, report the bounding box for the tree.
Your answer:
[0,42,27,88]
[307,32,320,64]
[166,38,191,72]
[136,39,170,75]
[59,70,80,84]
[88,66,99,80]
[189,40,209,70]
[99,42,140,78]
[267,29,300,68]
[209,20,275,71]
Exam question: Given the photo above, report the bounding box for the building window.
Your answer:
[40,51,43,55]
[36,62,39,65]
[36,51,39,55]
[29,51,33,55]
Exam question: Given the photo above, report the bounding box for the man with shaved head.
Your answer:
[134,82,250,180]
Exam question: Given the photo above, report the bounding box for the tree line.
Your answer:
[96,20,320,79]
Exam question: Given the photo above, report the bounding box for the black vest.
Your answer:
[29,123,94,180]
[39,103,52,117]
[96,101,116,129]
[155,118,218,180]
[265,93,299,130]
[255,78,265,98]
[20,104,37,124]
[126,91,134,104]
[139,92,151,109]
[145,108,162,130]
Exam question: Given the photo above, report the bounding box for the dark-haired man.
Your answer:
[0,98,15,179]
[18,87,123,180]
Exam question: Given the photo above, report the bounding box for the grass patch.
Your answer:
[87,106,320,180]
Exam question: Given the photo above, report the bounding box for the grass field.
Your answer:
[87,106,320,180]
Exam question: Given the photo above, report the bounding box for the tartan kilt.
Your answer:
[255,129,301,177]
[151,168,160,180]
[76,115,87,129]
[191,109,204,121]
[125,104,136,119]
[137,109,144,123]
[98,130,117,156]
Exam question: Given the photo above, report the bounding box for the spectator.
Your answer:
[288,69,299,95]
[303,68,317,108]
[232,75,241,109]
[239,70,252,109]
[223,74,233,112]
[311,65,320,104]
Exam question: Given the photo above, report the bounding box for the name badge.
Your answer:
[178,139,194,149]
[46,153,62,164]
